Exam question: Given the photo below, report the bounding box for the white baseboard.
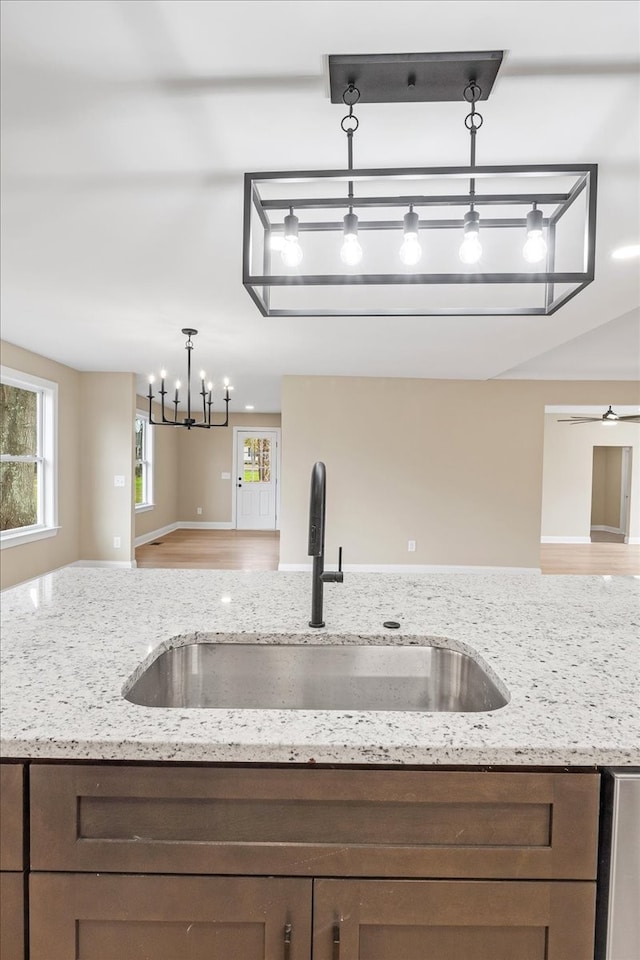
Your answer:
[71,560,137,569]
[134,522,181,548]
[278,563,541,575]
[626,536,640,545]
[540,536,591,544]
[178,521,235,530]
[591,525,623,535]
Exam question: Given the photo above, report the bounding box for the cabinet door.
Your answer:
[313,879,595,960]
[0,873,24,960]
[0,764,24,871]
[30,874,311,960]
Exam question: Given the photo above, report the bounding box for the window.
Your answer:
[135,412,153,510]
[0,366,57,547]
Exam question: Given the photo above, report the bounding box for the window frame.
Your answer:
[134,410,154,512]
[0,365,58,548]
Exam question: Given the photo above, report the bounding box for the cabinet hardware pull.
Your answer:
[284,922,292,960]
[332,922,341,960]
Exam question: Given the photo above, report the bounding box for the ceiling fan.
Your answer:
[557,406,640,425]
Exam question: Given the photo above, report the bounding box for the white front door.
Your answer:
[234,429,279,530]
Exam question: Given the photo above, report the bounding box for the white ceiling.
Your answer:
[1,0,639,412]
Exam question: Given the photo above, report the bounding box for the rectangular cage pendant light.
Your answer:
[242,53,597,318]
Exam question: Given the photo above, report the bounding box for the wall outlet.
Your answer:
[114,475,125,487]
[196,507,203,515]
[408,540,416,552]
[221,471,231,480]
[113,536,121,549]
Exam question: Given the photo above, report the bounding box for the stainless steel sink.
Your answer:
[124,642,508,712]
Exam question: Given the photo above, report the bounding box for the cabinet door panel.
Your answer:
[30,874,311,960]
[313,879,596,960]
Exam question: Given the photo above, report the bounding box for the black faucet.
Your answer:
[308,461,343,627]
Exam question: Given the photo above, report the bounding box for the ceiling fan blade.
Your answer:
[557,417,598,422]
[617,416,640,422]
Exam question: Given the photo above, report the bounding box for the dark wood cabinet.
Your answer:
[2,762,602,958]
[313,879,596,959]
[30,875,311,960]
[0,763,25,960]
[0,873,24,960]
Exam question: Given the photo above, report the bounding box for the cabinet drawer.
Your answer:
[0,872,25,960]
[0,764,24,871]
[30,874,311,960]
[30,765,600,879]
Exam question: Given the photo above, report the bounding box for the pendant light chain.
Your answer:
[340,83,363,266]
[463,80,484,208]
[341,82,360,204]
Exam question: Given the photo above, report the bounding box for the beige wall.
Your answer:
[0,341,81,589]
[79,373,136,562]
[542,415,639,540]
[591,446,623,529]
[134,397,179,540]
[280,377,640,568]
[176,413,281,524]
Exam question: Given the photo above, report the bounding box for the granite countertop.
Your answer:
[1,567,638,766]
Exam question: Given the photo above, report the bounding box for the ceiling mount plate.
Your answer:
[328,51,503,103]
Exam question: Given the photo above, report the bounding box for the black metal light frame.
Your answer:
[147,328,231,430]
[243,164,597,318]
[242,52,597,318]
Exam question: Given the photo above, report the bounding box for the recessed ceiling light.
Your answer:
[612,244,640,260]
[245,404,255,410]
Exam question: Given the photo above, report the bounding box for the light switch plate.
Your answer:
[221,472,231,480]
[114,475,125,487]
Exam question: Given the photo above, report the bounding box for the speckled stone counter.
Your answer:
[1,567,638,765]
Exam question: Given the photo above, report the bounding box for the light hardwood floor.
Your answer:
[539,542,640,575]
[135,529,280,571]
[136,530,640,575]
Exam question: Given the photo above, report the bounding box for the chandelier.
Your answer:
[147,328,232,429]
[242,52,597,317]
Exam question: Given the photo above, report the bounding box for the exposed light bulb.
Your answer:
[281,238,303,267]
[207,382,213,391]
[340,211,363,266]
[281,209,303,267]
[160,369,167,379]
[523,233,547,264]
[269,233,286,251]
[199,369,206,380]
[399,208,422,266]
[148,374,155,384]
[459,210,482,265]
[340,235,363,266]
[523,207,547,264]
[175,380,181,390]
[399,236,422,266]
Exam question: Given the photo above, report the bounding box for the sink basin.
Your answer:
[124,642,508,712]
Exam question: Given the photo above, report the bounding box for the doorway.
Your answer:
[590,445,632,542]
[233,428,281,530]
